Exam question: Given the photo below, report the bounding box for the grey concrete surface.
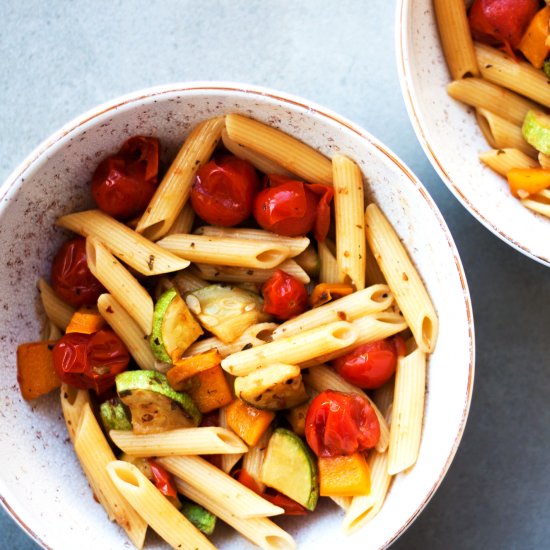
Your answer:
[1,1,549,549]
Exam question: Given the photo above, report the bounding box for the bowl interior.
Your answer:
[398,0,550,266]
[0,84,473,549]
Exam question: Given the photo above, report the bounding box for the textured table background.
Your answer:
[1,1,549,549]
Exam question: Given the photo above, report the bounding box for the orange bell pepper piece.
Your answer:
[318,453,371,497]
[167,349,222,390]
[507,167,550,198]
[66,305,106,334]
[183,364,233,414]
[518,6,550,69]
[225,399,274,446]
[309,283,354,308]
[17,340,61,400]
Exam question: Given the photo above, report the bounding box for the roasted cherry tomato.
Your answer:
[469,0,539,52]
[253,175,333,241]
[190,155,259,226]
[332,336,405,389]
[92,136,159,220]
[51,237,106,307]
[305,390,380,457]
[148,459,178,498]
[52,329,129,394]
[261,269,309,320]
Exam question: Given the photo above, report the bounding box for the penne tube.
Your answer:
[364,239,386,286]
[42,320,62,341]
[365,204,438,353]
[271,284,392,340]
[158,455,284,518]
[86,237,153,336]
[434,0,480,79]
[60,383,91,443]
[219,404,246,474]
[74,406,148,549]
[97,294,156,371]
[479,147,538,177]
[195,226,309,257]
[388,349,426,475]
[56,209,190,275]
[221,321,358,376]
[173,476,296,550]
[156,234,292,269]
[172,268,209,294]
[110,426,248,457]
[476,108,537,158]
[333,155,366,290]
[38,278,75,331]
[165,203,195,236]
[331,496,352,511]
[195,259,310,284]
[539,153,550,169]
[318,239,343,284]
[185,322,278,357]
[135,116,225,240]
[106,460,213,550]
[303,365,390,453]
[225,114,333,185]
[447,78,538,126]
[221,128,295,178]
[522,188,550,217]
[476,42,550,108]
[242,427,272,493]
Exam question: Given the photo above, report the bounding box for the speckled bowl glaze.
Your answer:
[397,0,550,266]
[0,83,474,550]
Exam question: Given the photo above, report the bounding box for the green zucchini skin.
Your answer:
[180,499,217,535]
[99,398,132,432]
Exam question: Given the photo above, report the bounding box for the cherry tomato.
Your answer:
[261,269,309,320]
[52,329,129,394]
[191,155,259,226]
[51,237,106,307]
[469,0,539,52]
[305,390,380,457]
[253,175,333,241]
[148,459,178,498]
[332,336,405,389]
[92,136,159,220]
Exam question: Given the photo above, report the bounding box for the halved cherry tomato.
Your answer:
[253,175,333,241]
[191,155,259,226]
[305,390,380,457]
[332,336,405,390]
[52,329,129,394]
[51,237,106,307]
[469,0,539,53]
[261,269,309,320]
[91,136,159,220]
[148,459,178,498]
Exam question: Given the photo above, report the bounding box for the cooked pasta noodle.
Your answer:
[38,278,74,331]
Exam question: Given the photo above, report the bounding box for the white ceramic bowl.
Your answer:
[0,83,474,549]
[397,0,550,267]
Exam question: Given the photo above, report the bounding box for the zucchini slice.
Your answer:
[99,397,132,432]
[522,110,550,154]
[150,288,203,363]
[180,499,217,536]
[234,363,308,411]
[116,370,201,434]
[260,428,319,511]
[185,284,270,343]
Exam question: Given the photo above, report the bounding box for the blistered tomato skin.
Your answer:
[91,136,159,220]
[305,390,380,457]
[262,269,309,320]
[190,155,259,226]
[51,237,106,307]
[52,329,130,394]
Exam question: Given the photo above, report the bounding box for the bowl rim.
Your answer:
[0,81,475,549]
[395,0,550,268]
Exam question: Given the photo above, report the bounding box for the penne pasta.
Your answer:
[538,153,550,169]
[433,0,480,79]
[165,203,195,236]
[242,427,272,493]
[388,348,426,475]
[42,320,62,341]
[56,209,190,275]
[331,496,352,511]
[479,147,538,177]
[332,155,366,290]
[522,189,550,217]
[225,114,333,185]
[135,116,225,240]
[38,278,74,331]
[172,268,209,294]
[318,239,343,284]
[86,237,154,335]
[60,383,91,443]
[106,460,214,550]
[156,234,292,269]
[271,284,392,340]
[97,293,156,371]
[221,321,358,376]
[365,203,438,353]
[364,238,387,286]
[110,426,248,457]
[74,406,148,549]
[158,455,284,518]
[219,404,246,474]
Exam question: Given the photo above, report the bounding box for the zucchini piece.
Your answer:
[180,499,216,536]
[116,370,201,434]
[150,288,203,363]
[522,110,550,154]
[260,428,319,511]
[185,284,270,344]
[99,397,132,432]
[234,364,308,411]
